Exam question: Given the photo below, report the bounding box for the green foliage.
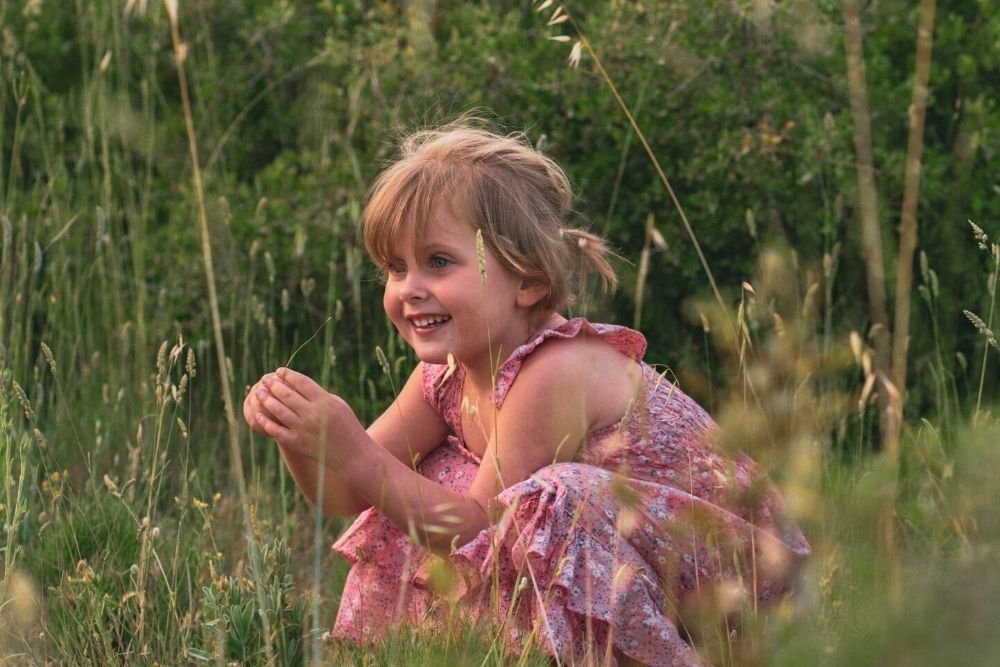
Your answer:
[193,538,307,665]
[323,620,553,667]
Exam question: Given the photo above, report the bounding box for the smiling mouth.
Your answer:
[409,314,452,330]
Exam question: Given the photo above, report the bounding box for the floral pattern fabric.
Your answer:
[331,318,809,666]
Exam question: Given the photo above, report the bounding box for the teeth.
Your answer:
[412,315,450,328]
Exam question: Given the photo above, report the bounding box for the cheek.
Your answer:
[382,286,398,319]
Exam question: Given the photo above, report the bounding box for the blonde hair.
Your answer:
[362,121,618,313]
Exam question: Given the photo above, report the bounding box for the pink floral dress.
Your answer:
[331,319,809,665]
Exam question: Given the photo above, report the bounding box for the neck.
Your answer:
[461,312,567,396]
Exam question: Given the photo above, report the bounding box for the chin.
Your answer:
[412,347,451,365]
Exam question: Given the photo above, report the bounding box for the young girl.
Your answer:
[243,123,809,666]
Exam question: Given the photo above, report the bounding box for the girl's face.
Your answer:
[382,202,544,375]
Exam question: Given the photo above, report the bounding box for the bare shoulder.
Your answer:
[515,330,640,430]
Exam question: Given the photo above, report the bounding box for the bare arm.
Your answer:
[247,365,449,516]
[337,345,592,550]
[256,341,625,552]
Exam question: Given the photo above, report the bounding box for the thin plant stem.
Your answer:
[602,86,644,236]
[559,7,770,441]
[285,316,334,369]
[974,247,999,424]
[567,22,726,319]
[164,3,277,664]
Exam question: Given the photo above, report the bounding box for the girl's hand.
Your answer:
[253,368,365,461]
[243,377,281,436]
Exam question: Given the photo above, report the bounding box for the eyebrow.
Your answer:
[415,238,466,256]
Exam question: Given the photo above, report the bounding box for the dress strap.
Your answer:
[492,318,647,408]
[420,361,466,437]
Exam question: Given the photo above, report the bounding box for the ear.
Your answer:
[516,279,549,309]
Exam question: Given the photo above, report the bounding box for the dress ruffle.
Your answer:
[452,463,707,666]
[332,319,810,665]
[331,438,477,642]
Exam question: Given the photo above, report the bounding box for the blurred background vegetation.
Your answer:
[1,0,999,664]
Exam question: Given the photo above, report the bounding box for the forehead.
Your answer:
[363,156,479,266]
[389,201,474,255]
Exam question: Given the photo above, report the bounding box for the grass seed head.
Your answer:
[969,219,989,250]
[476,228,487,285]
[40,342,56,374]
[155,340,169,381]
[174,374,189,402]
[375,346,391,376]
[963,310,1000,351]
[10,380,34,421]
[32,428,47,449]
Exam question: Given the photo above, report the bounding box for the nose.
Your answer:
[396,270,428,302]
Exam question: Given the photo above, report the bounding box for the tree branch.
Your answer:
[841,0,896,456]
[891,0,937,445]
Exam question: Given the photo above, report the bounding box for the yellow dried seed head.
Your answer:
[32,428,48,449]
[11,380,34,421]
[475,229,487,285]
[375,346,391,376]
[155,340,169,380]
[40,342,56,373]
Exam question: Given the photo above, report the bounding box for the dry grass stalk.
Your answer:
[541,2,727,318]
[163,2,276,663]
[633,214,653,329]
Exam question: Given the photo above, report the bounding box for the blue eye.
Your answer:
[386,262,406,276]
[429,255,451,269]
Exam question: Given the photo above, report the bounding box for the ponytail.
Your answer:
[559,227,619,299]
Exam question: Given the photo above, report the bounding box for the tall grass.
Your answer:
[0,1,998,666]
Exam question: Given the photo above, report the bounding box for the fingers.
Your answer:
[274,367,324,400]
[243,381,268,433]
[254,383,300,428]
[255,411,296,445]
[245,369,326,443]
